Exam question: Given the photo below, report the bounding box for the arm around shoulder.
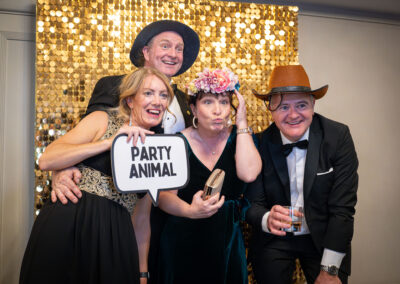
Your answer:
[39,111,110,171]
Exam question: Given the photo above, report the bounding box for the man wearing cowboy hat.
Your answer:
[246,65,358,284]
[49,20,200,283]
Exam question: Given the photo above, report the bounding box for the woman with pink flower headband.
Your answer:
[156,68,262,284]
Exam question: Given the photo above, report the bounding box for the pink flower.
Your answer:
[213,69,231,93]
[187,68,240,96]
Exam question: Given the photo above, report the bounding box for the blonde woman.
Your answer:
[20,67,173,284]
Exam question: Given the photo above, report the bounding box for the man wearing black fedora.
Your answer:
[50,19,199,203]
[49,20,200,283]
[246,65,358,284]
[86,19,199,131]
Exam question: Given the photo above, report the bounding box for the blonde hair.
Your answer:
[118,67,174,122]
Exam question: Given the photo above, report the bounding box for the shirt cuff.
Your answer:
[321,248,346,268]
[261,211,271,233]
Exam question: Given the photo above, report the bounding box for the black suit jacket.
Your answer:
[84,75,193,131]
[246,113,358,275]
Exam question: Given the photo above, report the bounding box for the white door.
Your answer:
[0,12,35,284]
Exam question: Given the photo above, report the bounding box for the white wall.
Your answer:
[0,12,35,284]
[299,14,400,284]
[1,6,400,284]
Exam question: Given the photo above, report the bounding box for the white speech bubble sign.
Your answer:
[111,134,189,205]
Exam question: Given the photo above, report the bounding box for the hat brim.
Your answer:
[253,85,329,100]
[130,20,200,77]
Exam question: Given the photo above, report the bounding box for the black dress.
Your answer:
[20,112,140,284]
[157,127,252,284]
[83,75,194,284]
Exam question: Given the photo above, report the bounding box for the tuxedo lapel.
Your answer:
[172,84,193,127]
[304,117,322,201]
[267,126,291,202]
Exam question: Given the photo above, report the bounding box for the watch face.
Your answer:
[328,266,339,275]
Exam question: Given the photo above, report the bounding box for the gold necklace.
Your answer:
[195,130,225,155]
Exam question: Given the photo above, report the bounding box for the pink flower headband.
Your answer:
[187,68,240,96]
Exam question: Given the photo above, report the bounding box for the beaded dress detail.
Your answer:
[77,110,137,213]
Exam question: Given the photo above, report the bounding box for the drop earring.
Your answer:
[129,107,133,126]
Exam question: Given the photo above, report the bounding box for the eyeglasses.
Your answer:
[252,90,315,112]
[252,89,282,111]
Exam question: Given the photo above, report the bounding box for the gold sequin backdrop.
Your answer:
[35,1,299,282]
[35,0,298,214]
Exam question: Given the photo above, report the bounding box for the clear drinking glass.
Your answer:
[282,206,303,233]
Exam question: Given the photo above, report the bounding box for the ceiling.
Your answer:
[0,0,399,22]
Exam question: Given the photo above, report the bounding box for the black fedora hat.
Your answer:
[130,20,200,77]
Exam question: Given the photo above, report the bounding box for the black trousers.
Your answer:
[251,234,348,284]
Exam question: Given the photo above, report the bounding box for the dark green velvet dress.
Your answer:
[158,127,251,284]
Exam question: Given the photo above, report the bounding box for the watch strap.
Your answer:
[139,272,150,279]
[320,265,339,276]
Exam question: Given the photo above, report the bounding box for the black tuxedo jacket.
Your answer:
[84,75,193,131]
[246,113,358,275]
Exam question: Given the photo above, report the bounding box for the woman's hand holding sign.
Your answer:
[110,124,154,147]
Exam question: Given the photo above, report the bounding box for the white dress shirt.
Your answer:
[162,94,185,134]
[281,129,310,235]
[260,128,345,268]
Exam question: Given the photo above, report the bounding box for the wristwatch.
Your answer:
[320,265,339,276]
[237,126,253,134]
[139,272,150,279]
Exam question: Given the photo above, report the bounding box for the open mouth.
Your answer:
[147,109,161,116]
[287,120,302,126]
[162,60,177,66]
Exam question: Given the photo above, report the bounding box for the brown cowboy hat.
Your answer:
[253,65,328,100]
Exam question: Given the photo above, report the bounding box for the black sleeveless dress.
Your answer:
[20,111,140,284]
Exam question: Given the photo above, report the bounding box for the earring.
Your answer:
[129,108,133,126]
[192,116,198,129]
[225,118,232,127]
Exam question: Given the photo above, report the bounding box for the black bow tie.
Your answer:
[281,140,309,157]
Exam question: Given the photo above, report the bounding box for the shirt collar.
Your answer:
[280,128,310,145]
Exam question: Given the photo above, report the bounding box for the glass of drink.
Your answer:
[282,206,303,232]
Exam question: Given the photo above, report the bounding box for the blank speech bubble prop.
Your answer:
[111,134,189,205]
